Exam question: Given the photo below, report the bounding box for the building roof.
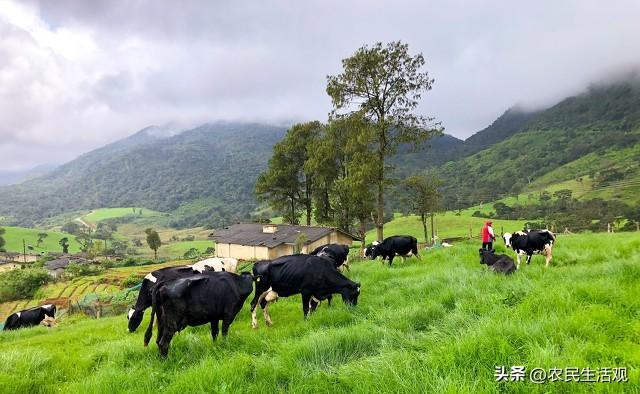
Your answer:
[210,223,360,248]
[46,258,71,270]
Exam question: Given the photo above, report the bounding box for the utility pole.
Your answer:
[23,239,26,263]
[430,213,435,244]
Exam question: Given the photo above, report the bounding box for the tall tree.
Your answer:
[400,174,442,243]
[59,237,70,254]
[327,41,442,241]
[255,121,323,225]
[145,228,162,261]
[0,227,5,252]
[93,222,116,254]
[36,232,48,248]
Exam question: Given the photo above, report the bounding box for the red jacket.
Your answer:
[481,222,495,242]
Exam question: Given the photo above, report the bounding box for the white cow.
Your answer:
[191,257,238,274]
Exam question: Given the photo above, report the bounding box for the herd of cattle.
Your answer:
[2,230,556,358]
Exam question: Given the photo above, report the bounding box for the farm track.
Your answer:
[67,281,89,298]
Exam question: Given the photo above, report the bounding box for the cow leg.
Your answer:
[544,245,552,266]
[302,294,312,319]
[515,253,522,269]
[210,320,219,342]
[221,316,234,337]
[263,290,278,326]
[157,328,175,358]
[327,294,333,307]
[251,288,270,329]
[526,253,532,265]
[388,255,394,266]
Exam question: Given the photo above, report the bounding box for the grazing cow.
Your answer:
[250,255,360,329]
[191,257,238,274]
[3,304,56,330]
[364,235,419,266]
[143,271,254,357]
[310,244,350,271]
[479,249,516,275]
[503,230,556,268]
[127,257,238,332]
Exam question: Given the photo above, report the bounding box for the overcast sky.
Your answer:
[1,0,640,171]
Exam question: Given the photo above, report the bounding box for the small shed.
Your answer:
[210,223,361,261]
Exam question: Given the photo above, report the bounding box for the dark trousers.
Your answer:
[482,242,493,250]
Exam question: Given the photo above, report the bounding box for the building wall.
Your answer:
[0,263,21,272]
[216,242,269,261]
[216,230,357,261]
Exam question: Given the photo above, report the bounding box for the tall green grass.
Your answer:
[0,233,638,393]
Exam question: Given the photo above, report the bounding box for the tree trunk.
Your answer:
[421,213,428,244]
[306,181,312,225]
[430,212,435,243]
[376,139,385,242]
[154,248,157,262]
[359,219,367,256]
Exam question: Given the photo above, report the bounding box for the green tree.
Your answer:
[36,232,48,248]
[145,228,162,261]
[59,237,70,254]
[256,121,323,225]
[93,222,116,254]
[0,227,5,252]
[400,174,442,243]
[61,221,81,235]
[327,41,442,241]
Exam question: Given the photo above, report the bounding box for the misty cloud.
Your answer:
[1,0,640,171]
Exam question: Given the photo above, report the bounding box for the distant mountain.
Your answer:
[0,123,287,227]
[436,78,640,208]
[0,164,58,186]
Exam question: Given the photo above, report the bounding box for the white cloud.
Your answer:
[1,0,640,170]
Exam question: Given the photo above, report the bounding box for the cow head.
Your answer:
[479,249,496,265]
[364,241,380,260]
[341,282,361,306]
[127,307,145,332]
[503,233,512,248]
[42,304,56,318]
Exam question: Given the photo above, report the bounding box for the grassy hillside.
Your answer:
[82,207,163,225]
[1,226,81,254]
[366,212,529,243]
[0,233,638,392]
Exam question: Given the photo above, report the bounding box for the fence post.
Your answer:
[636,221,639,232]
[469,226,473,239]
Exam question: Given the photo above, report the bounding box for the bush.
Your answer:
[0,268,51,302]
[121,273,144,288]
[64,263,103,278]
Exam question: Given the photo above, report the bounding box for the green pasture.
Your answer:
[158,241,215,259]
[82,207,162,225]
[0,232,638,393]
[1,226,81,254]
[366,212,529,243]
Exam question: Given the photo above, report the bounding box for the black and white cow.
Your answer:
[479,249,516,275]
[503,230,556,268]
[310,244,350,271]
[3,304,56,330]
[127,257,238,332]
[143,271,254,358]
[249,255,360,328]
[364,235,419,266]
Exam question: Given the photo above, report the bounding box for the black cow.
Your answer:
[128,266,197,332]
[143,271,254,357]
[503,230,556,268]
[3,304,56,330]
[310,244,350,271]
[364,235,419,266]
[127,259,238,332]
[479,249,516,275]
[249,255,360,329]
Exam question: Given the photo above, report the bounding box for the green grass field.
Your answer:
[366,212,530,243]
[82,207,162,225]
[158,240,215,259]
[1,226,82,254]
[0,232,637,393]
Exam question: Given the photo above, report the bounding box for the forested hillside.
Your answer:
[435,79,640,208]
[0,123,286,228]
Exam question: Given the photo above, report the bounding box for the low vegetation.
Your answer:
[0,268,50,303]
[1,226,81,254]
[0,233,637,392]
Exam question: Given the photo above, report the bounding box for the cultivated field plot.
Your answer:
[0,233,638,393]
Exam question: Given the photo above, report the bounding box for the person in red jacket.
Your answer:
[481,220,496,250]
